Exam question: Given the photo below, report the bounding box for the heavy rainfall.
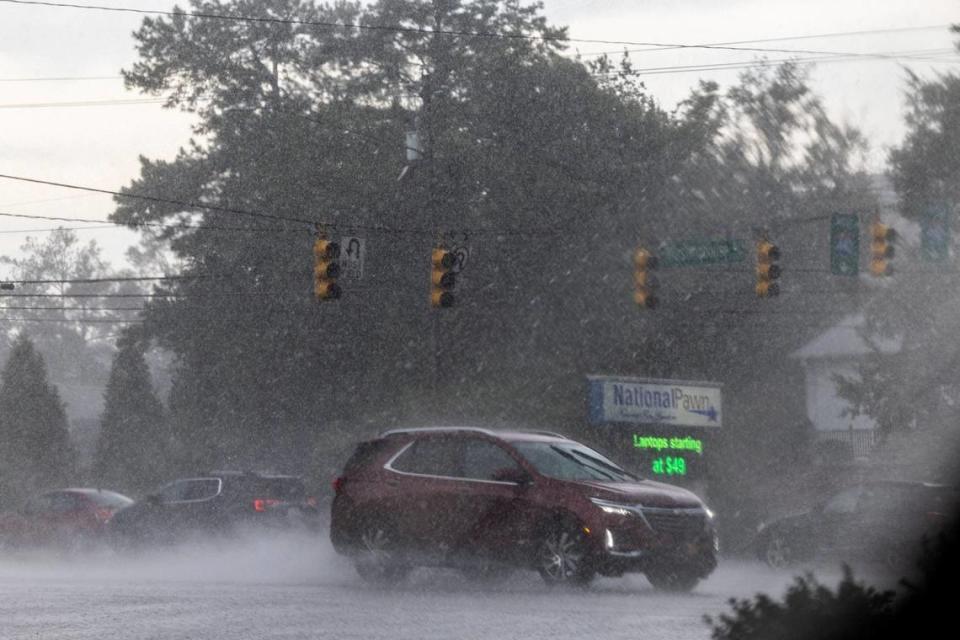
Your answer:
[0,1,958,639]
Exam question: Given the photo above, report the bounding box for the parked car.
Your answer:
[108,471,319,545]
[0,488,133,549]
[755,480,957,569]
[330,427,718,591]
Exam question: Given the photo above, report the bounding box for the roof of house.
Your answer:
[790,314,901,360]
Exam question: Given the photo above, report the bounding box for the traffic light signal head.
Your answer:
[870,222,895,276]
[633,248,659,309]
[313,237,341,300]
[755,240,781,298]
[431,246,456,308]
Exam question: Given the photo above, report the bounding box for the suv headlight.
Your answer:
[589,498,636,517]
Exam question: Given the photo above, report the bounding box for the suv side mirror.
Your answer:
[492,468,532,487]
[145,494,163,506]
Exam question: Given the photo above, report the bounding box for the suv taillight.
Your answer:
[94,508,113,523]
[252,498,282,512]
[332,477,345,495]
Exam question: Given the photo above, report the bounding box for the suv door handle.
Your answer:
[385,479,399,487]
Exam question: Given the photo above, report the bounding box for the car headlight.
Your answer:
[703,507,715,520]
[589,498,636,517]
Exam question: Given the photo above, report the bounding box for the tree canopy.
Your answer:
[0,334,75,507]
[93,327,169,495]
[110,1,875,494]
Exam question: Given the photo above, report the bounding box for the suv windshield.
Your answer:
[513,441,637,483]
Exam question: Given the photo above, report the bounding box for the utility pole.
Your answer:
[419,1,455,411]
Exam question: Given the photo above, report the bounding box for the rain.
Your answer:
[0,1,958,639]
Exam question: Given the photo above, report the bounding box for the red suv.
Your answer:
[330,427,718,591]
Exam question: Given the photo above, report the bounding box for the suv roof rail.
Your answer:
[379,426,496,437]
[525,430,568,439]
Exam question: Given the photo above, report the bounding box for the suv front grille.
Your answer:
[640,508,706,540]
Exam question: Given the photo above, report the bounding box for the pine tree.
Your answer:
[0,334,75,508]
[93,327,168,495]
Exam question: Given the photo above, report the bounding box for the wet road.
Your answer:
[0,534,889,640]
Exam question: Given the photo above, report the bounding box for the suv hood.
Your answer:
[572,479,704,509]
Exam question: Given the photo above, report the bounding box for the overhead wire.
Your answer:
[574,24,955,57]
[0,0,945,62]
[0,98,166,109]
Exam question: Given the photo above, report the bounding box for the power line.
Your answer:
[0,224,118,234]
[1,47,954,113]
[0,0,916,61]
[0,210,301,234]
[0,290,321,298]
[5,273,222,285]
[1,45,953,93]
[575,24,955,57]
[0,174,565,238]
[4,48,953,113]
[0,98,165,109]
[606,49,960,78]
[0,173,318,227]
[0,316,143,323]
[0,305,143,311]
[0,75,121,82]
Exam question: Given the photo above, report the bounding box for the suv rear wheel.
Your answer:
[535,520,595,587]
[645,566,701,592]
[354,519,410,585]
[761,531,794,569]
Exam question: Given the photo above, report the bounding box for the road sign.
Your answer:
[587,375,722,427]
[922,204,950,262]
[658,239,746,268]
[339,236,365,280]
[830,213,860,276]
[450,245,470,274]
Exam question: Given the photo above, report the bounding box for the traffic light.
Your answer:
[431,246,456,308]
[755,240,781,298]
[633,248,659,309]
[313,236,341,301]
[870,222,896,277]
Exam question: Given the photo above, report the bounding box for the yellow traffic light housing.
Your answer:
[755,240,781,298]
[313,236,342,300]
[633,248,659,309]
[431,246,456,308]
[870,222,895,277]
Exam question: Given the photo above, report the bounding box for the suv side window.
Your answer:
[463,439,521,481]
[155,481,185,503]
[22,494,52,516]
[391,437,462,478]
[178,479,222,502]
[49,492,83,513]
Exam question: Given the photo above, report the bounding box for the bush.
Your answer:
[705,567,897,640]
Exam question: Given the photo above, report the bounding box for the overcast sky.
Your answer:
[0,0,957,271]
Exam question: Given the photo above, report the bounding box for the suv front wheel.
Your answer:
[535,520,595,587]
[645,565,702,592]
[353,518,410,585]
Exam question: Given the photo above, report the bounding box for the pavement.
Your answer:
[0,532,895,640]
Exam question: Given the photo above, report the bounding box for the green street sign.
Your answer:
[830,213,860,276]
[922,204,950,262]
[658,239,746,268]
